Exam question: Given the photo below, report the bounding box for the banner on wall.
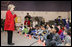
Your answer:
[15,16,21,23]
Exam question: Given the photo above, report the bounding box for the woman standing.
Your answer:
[4,4,17,45]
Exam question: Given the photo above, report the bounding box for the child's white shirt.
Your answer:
[22,26,24,30]
[33,21,38,28]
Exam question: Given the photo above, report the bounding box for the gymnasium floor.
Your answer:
[1,31,43,46]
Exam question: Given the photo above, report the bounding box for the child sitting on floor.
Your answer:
[45,25,54,46]
[58,29,71,46]
[46,26,62,46]
[38,25,49,42]
[22,26,29,34]
[17,24,23,33]
[57,24,63,35]
[30,25,40,39]
[46,24,51,32]
[59,25,66,40]
[63,30,71,46]
[27,26,35,34]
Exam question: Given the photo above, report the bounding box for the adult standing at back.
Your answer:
[24,13,32,27]
[25,13,31,20]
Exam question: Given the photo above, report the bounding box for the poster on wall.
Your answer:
[15,16,21,23]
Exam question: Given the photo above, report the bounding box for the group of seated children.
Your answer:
[17,16,71,46]
[17,22,71,46]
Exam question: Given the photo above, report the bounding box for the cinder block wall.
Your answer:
[1,11,71,26]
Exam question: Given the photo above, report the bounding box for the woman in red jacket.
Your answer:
[4,4,16,45]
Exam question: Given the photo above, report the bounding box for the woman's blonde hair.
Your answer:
[8,4,15,10]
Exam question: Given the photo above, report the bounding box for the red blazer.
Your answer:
[4,10,16,31]
[24,20,30,27]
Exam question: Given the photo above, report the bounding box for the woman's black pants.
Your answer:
[7,31,13,44]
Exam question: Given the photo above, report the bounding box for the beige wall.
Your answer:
[68,11,71,22]
[1,11,71,26]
